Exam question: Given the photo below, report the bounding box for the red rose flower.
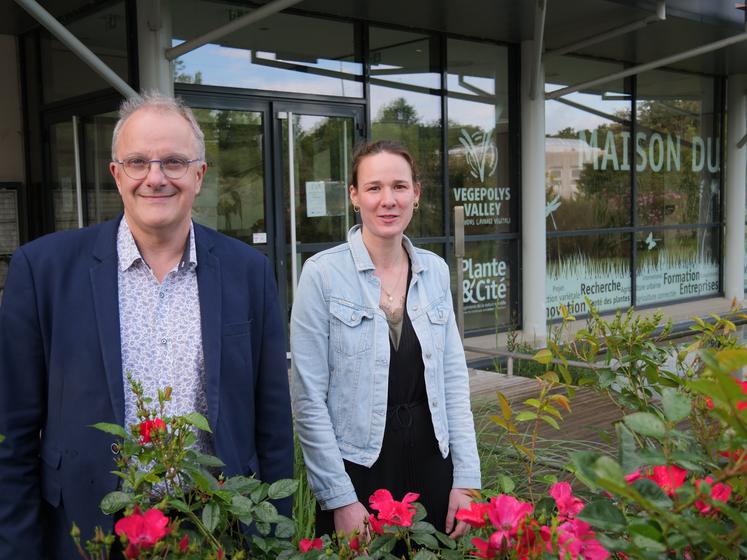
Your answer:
[369,489,419,527]
[368,513,384,535]
[646,465,687,497]
[178,533,189,553]
[455,500,490,528]
[115,507,170,551]
[299,537,323,552]
[694,476,732,514]
[139,418,166,444]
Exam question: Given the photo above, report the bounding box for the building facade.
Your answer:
[1,0,746,341]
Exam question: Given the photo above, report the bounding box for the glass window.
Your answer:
[192,108,266,246]
[173,2,362,97]
[447,239,516,332]
[545,57,631,231]
[447,39,512,235]
[41,2,130,103]
[636,228,719,304]
[83,112,122,225]
[635,71,722,226]
[49,121,78,231]
[546,233,632,318]
[370,27,442,237]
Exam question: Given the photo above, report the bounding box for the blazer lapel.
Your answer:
[195,225,221,429]
[90,218,125,427]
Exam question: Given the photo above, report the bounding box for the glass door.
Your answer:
[48,111,121,231]
[274,102,364,315]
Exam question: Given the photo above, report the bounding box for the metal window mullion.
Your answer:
[71,115,84,229]
[630,74,638,307]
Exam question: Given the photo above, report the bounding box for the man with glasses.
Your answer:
[0,92,293,558]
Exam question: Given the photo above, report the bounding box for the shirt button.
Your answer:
[413,304,418,311]
[159,292,165,299]
[426,352,432,359]
[161,338,167,345]
[432,399,438,408]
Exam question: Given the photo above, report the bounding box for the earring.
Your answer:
[413,201,419,211]
[353,205,360,213]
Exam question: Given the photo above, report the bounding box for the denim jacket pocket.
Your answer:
[426,302,449,350]
[330,299,374,357]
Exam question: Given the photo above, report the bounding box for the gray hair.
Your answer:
[111,91,205,161]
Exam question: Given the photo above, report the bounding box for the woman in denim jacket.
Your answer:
[291,140,481,540]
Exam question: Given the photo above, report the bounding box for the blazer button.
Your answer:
[111,443,121,455]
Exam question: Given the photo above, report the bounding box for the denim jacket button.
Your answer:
[351,313,357,321]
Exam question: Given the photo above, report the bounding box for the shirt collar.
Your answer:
[346,224,425,273]
[117,218,197,273]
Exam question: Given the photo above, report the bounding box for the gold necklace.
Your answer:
[380,255,405,303]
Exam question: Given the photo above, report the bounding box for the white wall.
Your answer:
[0,34,24,184]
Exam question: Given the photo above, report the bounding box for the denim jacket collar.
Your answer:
[347,225,426,274]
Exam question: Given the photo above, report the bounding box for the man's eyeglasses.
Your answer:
[114,157,202,180]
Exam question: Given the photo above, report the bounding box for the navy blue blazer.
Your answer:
[0,216,293,558]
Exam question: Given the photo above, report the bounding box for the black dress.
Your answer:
[316,268,454,535]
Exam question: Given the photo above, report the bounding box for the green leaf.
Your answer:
[100,491,133,514]
[623,412,666,439]
[540,415,560,429]
[201,502,220,532]
[183,412,211,433]
[192,451,225,468]
[255,521,271,536]
[412,549,439,559]
[411,521,436,534]
[411,533,439,549]
[275,516,296,538]
[578,499,627,531]
[617,423,641,474]
[593,455,624,485]
[524,398,541,409]
[223,475,261,494]
[661,388,691,423]
[632,479,672,509]
[435,531,457,549]
[231,495,255,517]
[254,500,279,523]
[413,502,427,522]
[90,422,128,439]
[497,474,515,494]
[268,478,299,500]
[515,410,538,422]
[533,348,553,365]
[168,498,191,513]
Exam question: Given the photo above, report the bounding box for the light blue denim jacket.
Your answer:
[290,225,481,510]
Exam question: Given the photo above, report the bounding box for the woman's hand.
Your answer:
[445,488,473,538]
[333,501,370,540]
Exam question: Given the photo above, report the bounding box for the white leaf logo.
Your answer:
[459,129,498,182]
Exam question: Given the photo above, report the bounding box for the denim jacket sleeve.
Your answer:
[437,259,482,490]
[290,258,358,510]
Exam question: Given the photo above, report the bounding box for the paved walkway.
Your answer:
[468,368,623,444]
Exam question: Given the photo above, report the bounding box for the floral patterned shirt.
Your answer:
[117,218,213,455]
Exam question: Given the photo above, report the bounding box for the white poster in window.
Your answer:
[306,181,326,218]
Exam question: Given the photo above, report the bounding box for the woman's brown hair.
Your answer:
[350,140,420,188]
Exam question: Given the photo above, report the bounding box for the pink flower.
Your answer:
[646,465,687,497]
[515,518,544,559]
[138,418,166,444]
[550,482,585,520]
[486,494,534,548]
[556,519,609,560]
[368,489,419,527]
[694,476,732,514]
[115,507,170,551]
[624,469,642,484]
[299,537,323,552]
[456,501,490,528]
